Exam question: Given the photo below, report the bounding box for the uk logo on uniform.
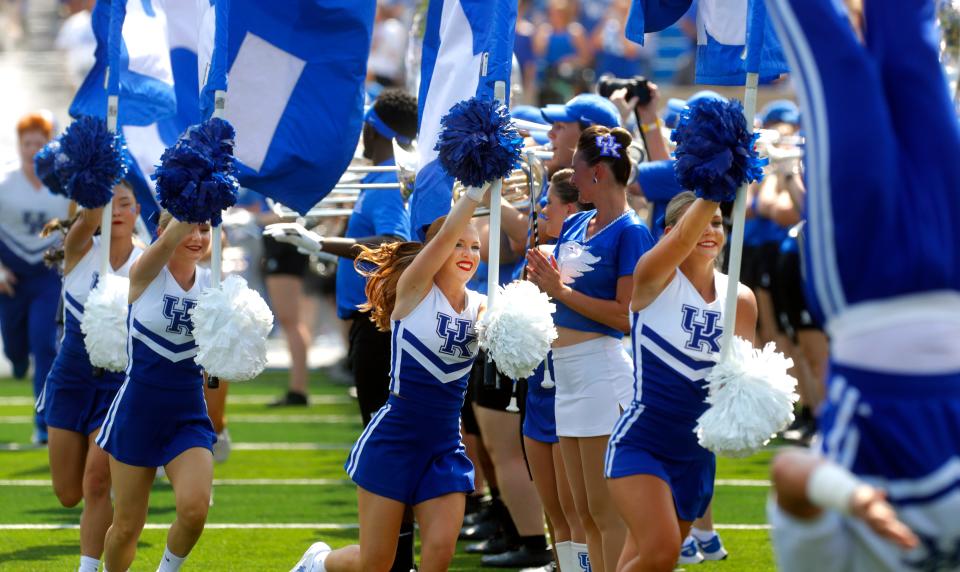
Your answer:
[435,313,476,358]
[22,212,48,235]
[162,295,197,336]
[680,304,723,353]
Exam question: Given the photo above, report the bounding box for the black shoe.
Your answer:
[463,501,494,527]
[465,536,514,555]
[268,391,308,407]
[459,518,499,541]
[481,546,553,568]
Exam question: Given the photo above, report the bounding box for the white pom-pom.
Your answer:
[192,275,274,381]
[695,337,799,458]
[477,280,557,380]
[82,273,130,372]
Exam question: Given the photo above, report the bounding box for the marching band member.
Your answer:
[0,112,70,443]
[97,212,216,572]
[526,126,655,571]
[292,187,488,572]
[37,183,141,572]
[605,192,756,571]
[267,87,419,572]
[765,0,960,569]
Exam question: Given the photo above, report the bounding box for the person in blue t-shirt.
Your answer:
[526,125,655,571]
[266,88,417,572]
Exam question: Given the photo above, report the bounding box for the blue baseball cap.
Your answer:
[759,99,800,126]
[662,90,726,128]
[511,105,551,144]
[540,94,621,128]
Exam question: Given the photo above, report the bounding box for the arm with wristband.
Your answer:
[770,449,919,550]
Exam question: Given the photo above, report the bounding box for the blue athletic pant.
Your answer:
[766,0,960,323]
[0,268,61,433]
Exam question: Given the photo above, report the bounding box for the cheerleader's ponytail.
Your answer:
[356,216,447,332]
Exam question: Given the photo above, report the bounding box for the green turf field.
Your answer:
[0,371,778,571]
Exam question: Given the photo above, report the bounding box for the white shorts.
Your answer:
[768,490,960,572]
[552,336,633,438]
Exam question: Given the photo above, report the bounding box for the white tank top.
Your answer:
[61,237,142,354]
[389,284,485,409]
[128,265,211,388]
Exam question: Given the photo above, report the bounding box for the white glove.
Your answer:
[263,223,324,256]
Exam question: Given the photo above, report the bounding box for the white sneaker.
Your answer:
[695,533,728,561]
[155,466,166,481]
[213,428,231,463]
[291,542,331,572]
[677,536,704,565]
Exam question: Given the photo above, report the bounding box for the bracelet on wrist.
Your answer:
[640,118,662,134]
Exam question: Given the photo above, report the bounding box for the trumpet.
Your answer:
[269,138,554,221]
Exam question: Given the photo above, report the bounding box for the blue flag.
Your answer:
[625,0,693,45]
[70,0,177,126]
[411,0,518,239]
[695,0,788,85]
[211,0,375,215]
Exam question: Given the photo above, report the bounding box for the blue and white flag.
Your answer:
[207,0,375,215]
[411,0,518,239]
[625,0,693,45]
[70,0,176,126]
[695,0,788,85]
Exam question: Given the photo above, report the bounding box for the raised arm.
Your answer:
[631,198,719,310]
[61,207,102,275]
[394,186,486,310]
[128,220,197,303]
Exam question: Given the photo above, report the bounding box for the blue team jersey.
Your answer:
[389,284,485,409]
[336,158,410,319]
[552,210,654,338]
[127,266,211,389]
[0,163,70,275]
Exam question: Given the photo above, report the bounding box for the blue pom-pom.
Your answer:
[153,118,239,226]
[34,140,68,197]
[57,116,128,209]
[671,99,764,203]
[434,97,523,188]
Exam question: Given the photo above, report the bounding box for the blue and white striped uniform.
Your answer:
[345,283,483,505]
[606,270,735,522]
[767,0,960,570]
[0,163,70,433]
[37,238,141,435]
[97,266,215,467]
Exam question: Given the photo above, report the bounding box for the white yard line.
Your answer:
[0,414,356,424]
[0,394,353,407]
[0,522,771,531]
[0,477,769,488]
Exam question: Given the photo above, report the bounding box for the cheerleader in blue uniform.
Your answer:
[0,112,71,443]
[764,0,960,570]
[291,187,488,572]
[97,211,215,572]
[604,191,756,571]
[526,126,655,571]
[518,168,590,571]
[36,182,141,572]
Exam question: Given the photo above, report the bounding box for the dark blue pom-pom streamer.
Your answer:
[57,116,128,209]
[153,118,239,226]
[435,97,523,189]
[34,140,68,197]
[671,99,764,203]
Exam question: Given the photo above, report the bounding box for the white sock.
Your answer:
[572,542,590,572]
[691,527,716,542]
[78,555,100,572]
[555,541,572,572]
[156,547,185,572]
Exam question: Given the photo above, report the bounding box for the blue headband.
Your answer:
[365,107,412,145]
